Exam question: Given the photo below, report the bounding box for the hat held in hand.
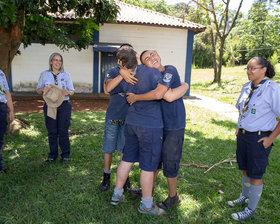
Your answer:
[43,85,65,119]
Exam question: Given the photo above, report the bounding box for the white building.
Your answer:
[10,1,205,94]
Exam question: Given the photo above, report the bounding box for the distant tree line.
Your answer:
[122,0,280,71]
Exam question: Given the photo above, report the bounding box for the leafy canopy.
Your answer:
[0,0,119,50]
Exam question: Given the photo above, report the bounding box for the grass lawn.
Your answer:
[190,64,280,105]
[1,106,280,223]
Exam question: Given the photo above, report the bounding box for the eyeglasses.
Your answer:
[244,67,264,71]
[52,59,62,62]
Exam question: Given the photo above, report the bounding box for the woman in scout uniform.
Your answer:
[228,57,280,221]
[0,70,14,172]
[36,53,74,164]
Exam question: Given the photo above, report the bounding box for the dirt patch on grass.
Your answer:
[12,93,109,114]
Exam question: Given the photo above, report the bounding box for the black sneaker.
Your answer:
[123,177,131,192]
[61,158,69,164]
[228,195,248,207]
[128,188,142,197]
[100,173,110,191]
[45,158,55,163]
[231,207,255,221]
[0,166,8,173]
[158,193,181,210]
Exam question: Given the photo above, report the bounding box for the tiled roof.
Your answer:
[51,0,206,33]
[115,1,205,33]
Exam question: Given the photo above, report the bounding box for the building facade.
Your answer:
[11,1,205,94]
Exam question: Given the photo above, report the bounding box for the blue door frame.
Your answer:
[185,30,194,96]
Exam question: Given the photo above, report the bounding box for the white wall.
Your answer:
[11,24,189,93]
[100,23,188,81]
[12,43,93,93]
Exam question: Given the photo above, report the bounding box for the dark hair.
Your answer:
[252,56,275,78]
[117,46,138,69]
[119,43,133,49]
[140,50,148,64]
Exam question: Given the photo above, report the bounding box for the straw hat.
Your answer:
[43,85,65,119]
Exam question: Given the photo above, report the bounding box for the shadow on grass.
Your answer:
[0,111,279,223]
[210,118,237,130]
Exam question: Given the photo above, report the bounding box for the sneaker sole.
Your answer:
[110,195,125,206]
[138,205,164,215]
[227,199,248,207]
[138,207,154,215]
[111,201,119,206]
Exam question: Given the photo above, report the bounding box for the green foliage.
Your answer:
[0,0,119,51]
[192,29,213,68]
[269,51,279,67]
[269,52,279,73]
[227,1,280,62]
[0,0,17,27]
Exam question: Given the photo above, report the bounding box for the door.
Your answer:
[100,52,118,93]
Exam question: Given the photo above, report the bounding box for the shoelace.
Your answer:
[232,196,247,204]
[238,207,253,220]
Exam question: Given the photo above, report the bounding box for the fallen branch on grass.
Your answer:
[181,163,209,168]
[204,157,237,174]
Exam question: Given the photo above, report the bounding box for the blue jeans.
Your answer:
[102,119,125,154]
[0,103,7,168]
[43,101,72,160]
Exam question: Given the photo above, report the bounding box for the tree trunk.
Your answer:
[210,29,218,83]
[216,37,225,83]
[0,10,24,80]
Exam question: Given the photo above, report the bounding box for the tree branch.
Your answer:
[225,0,244,38]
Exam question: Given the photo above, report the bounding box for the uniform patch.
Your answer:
[163,73,172,83]
[251,108,256,114]
[0,85,5,95]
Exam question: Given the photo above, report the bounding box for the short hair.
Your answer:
[252,56,275,78]
[49,52,64,72]
[117,46,138,69]
[119,43,133,49]
[140,50,148,64]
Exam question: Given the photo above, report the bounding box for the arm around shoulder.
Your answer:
[163,82,189,102]
[105,75,123,93]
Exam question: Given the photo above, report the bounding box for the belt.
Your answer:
[240,129,272,135]
[0,102,6,104]
[110,120,124,125]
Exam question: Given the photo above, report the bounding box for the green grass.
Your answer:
[190,64,280,105]
[1,107,280,223]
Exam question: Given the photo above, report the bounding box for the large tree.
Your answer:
[238,1,279,60]
[191,0,243,83]
[0,0,119,79]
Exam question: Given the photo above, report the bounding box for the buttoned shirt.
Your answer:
[0,70,9,103]
[236,80,280,131]
[37,70,74,101]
